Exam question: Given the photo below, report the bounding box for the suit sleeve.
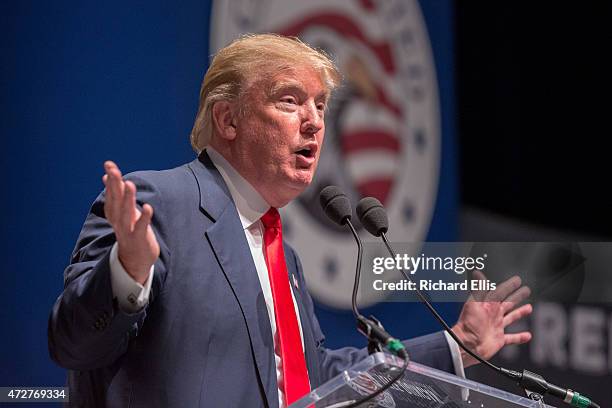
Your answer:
[290,250,454,383]
[48,173,171,370]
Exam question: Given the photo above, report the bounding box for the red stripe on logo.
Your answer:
[341,130,401,154]
[358,0,376,11]
[357,178,393,205]
[375,85,403,118]
[278,13,395,73]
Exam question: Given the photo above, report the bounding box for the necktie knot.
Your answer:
[261,207,282,229]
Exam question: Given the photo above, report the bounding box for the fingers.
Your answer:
[119,180,137,231]
[102,174,111,202]
[102,162,150,233]
[486,275,522,302]
[471,270,488,301]
[102,161,155,232]
[504,331,532,345]
[134,203,154,233]
[503,303,533,327]
[104,160,121,176]
[103,161,125,222]
[473,270,487,280]
[104,161,124,198]
[501,285,531,314]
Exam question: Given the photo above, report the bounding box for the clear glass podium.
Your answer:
[289,352,554,408]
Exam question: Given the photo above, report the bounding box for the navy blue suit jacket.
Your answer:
[48,152,454,407]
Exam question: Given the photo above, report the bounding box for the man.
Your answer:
[48,34,532,407]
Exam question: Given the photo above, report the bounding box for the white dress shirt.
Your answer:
[108,147,466,405]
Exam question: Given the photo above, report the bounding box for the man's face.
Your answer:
[232,66,328,207]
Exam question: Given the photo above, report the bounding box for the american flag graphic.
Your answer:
[278,9,405,207]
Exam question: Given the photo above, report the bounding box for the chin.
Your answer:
[272,181,307,208]
[291,169,314,188]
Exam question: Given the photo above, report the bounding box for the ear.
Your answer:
[212,101,237,141]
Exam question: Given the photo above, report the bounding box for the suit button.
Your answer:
[93,316,106,330]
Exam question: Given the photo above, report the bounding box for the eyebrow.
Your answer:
[268,80,329,102]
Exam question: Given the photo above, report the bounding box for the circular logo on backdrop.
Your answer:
[211,0,441,309]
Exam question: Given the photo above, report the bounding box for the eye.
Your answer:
[316,102,326,112]
[280,96,297,104]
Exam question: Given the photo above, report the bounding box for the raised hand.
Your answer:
[452,271,533,367]
[102,161,160,284]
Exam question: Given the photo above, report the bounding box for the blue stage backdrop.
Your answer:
[0,0,456,392]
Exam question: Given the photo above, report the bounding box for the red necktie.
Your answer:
[261,208,310,405]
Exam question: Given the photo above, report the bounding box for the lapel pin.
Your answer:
[292,275,299,290]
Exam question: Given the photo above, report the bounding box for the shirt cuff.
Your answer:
[109,242,154,313]
[444,330,469,401]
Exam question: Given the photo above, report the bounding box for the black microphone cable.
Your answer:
[319,186,408,408]
[356,196,600,408]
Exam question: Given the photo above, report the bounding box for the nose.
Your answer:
[300,101,323,135]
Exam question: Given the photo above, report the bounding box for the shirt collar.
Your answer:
[206,146,270,230]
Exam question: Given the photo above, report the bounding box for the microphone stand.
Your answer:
[344,220,407,358]
[341,219,409,408]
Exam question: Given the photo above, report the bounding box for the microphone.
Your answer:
[319,186,408,408]
[319,186,360,321]
[319,187,407,358]
[355,196,387,236]
[319,185,352,226]
[356,196,600,408]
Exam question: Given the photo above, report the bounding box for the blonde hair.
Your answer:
[189,33,342,153]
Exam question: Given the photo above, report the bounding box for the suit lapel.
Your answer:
[189,153,278,408]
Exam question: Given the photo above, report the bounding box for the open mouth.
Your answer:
[296,147,314,159]
[295,144,317,160]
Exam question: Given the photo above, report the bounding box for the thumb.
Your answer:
[134,203,154,233]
